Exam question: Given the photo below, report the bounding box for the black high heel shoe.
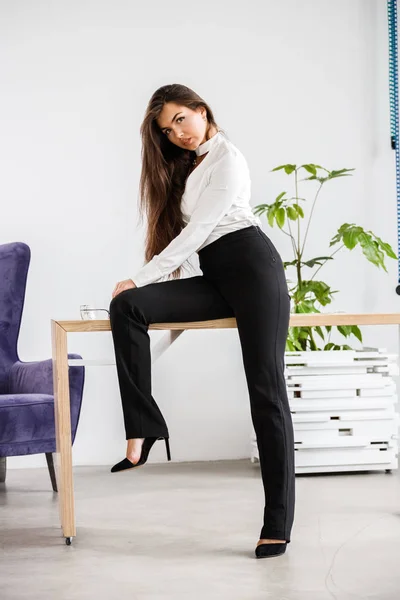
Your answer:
[255,541,287,559]
[110,436,171,473]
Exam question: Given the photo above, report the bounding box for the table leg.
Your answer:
[151,330,185,363]
[51,320,76,542]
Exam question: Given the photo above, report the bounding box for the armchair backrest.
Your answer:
[0,242,30,393]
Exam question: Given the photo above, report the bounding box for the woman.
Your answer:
[109,83,295,559]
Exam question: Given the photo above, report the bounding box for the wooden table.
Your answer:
[51,313,400,545]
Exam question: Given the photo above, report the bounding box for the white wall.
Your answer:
[1,0,397,469]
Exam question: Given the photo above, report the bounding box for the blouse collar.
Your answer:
[195,131,222,156]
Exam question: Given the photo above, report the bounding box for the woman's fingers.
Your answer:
[112,279,135,299]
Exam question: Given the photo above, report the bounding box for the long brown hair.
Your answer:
[138,84,223,280]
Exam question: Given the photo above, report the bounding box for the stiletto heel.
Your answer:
[111,436,170,473]
[165,437,171,461]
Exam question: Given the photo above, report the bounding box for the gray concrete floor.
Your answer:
[1,459,400,600]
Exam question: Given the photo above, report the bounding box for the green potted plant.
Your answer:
[253,164,398,352]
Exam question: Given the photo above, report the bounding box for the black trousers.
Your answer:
[109,225,295,542]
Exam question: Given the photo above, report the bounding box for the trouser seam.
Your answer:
[128,314,144,438]
[273,270,289,540]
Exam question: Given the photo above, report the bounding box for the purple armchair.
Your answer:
[0,242,85,491]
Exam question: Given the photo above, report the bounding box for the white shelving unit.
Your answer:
[250,348,400,474]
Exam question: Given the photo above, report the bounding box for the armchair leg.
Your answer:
[45,453,58,492]
[0,457,5,483]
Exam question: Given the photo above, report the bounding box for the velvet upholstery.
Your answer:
[0,242,85,466]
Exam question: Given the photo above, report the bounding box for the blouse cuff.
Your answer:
[132,257,164,288]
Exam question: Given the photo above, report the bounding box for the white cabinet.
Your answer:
[250,348,399,473]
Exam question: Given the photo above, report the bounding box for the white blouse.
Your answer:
[132,130,261,288]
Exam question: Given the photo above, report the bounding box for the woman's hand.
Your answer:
[112,279,136,299]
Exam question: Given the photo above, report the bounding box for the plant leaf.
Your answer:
[351,325,362,342]
[276,191,287,202]
[342,226,364,249]
[267,205,275,228]
[301,164,317,176]
[286,206,298,220]
[328,168,355,179]
[337,325,353,338]
[323,342,335,350]
[283,260,298,268]
[293,203,304,218]
[271,164,296,173]
[374,235,398,260]
[276,207,286,228]
[302,256,333,268]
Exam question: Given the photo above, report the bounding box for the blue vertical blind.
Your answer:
[387,1,400,292]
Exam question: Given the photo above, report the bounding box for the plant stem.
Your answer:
[295,169,302,287]
[310,244,345,281]
[309,327,318,350]
[301,181,324,256]
[285,219,298,256]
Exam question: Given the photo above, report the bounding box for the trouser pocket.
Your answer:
[255,227,277,262]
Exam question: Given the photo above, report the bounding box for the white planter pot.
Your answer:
[250,347,399,474]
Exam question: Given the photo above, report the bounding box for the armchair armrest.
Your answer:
[8,354,84,396]
[8,355,85,444]
[9,358,54,395]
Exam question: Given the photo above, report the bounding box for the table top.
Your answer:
[51,313,400,332]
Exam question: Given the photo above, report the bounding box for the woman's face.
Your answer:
[156,102,207,150]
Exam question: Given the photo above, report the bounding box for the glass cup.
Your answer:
[80,305,110,320]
